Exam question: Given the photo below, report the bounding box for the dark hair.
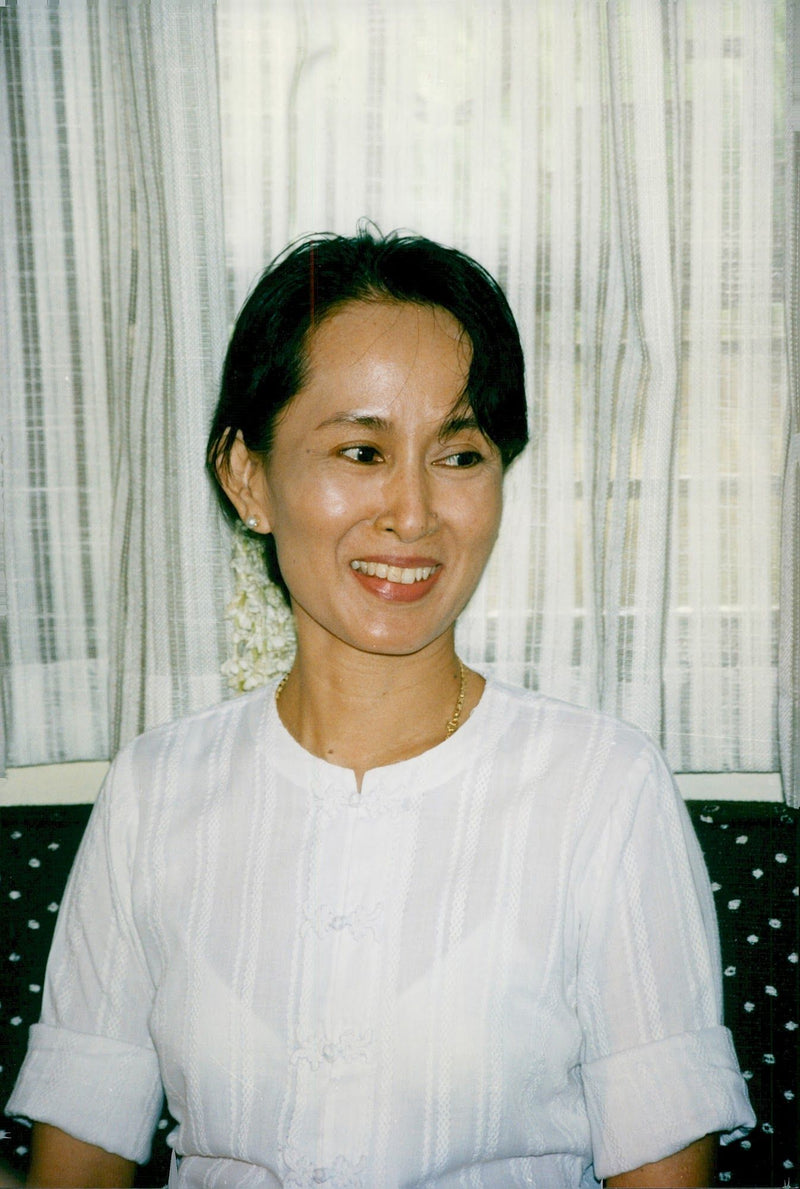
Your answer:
[207,227,528,600]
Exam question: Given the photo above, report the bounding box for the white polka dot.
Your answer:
[769,918,782,928]
[47,902,59,913]
[744,1002,755,1012]
[47,841,59,850]
[727,899,741,910]
[718,1173,731,1183]
[747,934,759,944]
[752,868,763,879]
[711,882,722,892]
[785,1021,798,1031]
[724,966,736,977]
[735,835,748,844]
[701,815,714,823]
[11,831,21,840]
[158,1119,169,1130]
[789,953,799,963]
[9,953,20,963]
[27,919,40,930]
[743,1070,753,1080]
[10,1016,22,1026]
[740,1140,751,1150]
[783,1159,795,1170]
[15,1147,28,1157]
[765,985,778,996]
[785,1090,796,1101]
[762,1122,774,1135]
[28,984,40,993]
[775,853,788,863]
[8,890,21,900]
[763,1053,775,1064]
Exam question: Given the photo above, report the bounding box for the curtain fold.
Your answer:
[1,0,789,793]
[104,0,230,751]
[1,1,113,766]
[664,0,786,774]
[597,0,682,736]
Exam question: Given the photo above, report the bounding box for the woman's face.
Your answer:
[245,299,504,660]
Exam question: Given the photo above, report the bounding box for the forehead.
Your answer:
[302,300,472,397]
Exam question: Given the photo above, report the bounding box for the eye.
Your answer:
[439,449,484,468]
[339,444,383,464]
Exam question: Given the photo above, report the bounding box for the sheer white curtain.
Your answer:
[1,1,114,764]
[100,2,231,747]
[664,2,786,772]
[1,0,792,800]
[1,1,232,764]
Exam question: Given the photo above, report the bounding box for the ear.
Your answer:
[216,431,272,533]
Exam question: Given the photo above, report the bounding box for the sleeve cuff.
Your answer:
[581,1025,756,1180]
[5,1022,163,1164]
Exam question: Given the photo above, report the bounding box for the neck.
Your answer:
[275,633,483,787]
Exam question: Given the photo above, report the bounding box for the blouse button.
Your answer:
[312,1170,329,1183]
[322,1043,337,1063]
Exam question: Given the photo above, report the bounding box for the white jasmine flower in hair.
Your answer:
[222,524,296,693]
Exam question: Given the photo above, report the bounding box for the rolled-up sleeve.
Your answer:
[575,743,755,1180]
[5,747,163,1163]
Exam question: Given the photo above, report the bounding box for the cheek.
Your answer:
[464,484,503,549]
[268,472,367,553]
[471,522,501,572]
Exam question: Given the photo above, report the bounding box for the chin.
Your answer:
[290,589,460,660]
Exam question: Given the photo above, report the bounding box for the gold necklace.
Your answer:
[445,660,467,736]
[275,660,468,738]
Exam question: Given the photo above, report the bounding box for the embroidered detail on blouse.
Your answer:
[281,1146,366,1188]
[290,1029,373,1070]
[311,784,418,821]
[311,785,355,819]
[302,902,384,941]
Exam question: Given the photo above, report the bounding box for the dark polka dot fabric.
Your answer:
[1,801,797,1187]
[689,802,799,1188]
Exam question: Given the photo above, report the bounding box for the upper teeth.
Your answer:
[350,560,436,584]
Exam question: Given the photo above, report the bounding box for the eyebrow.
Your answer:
[314,412,391,432]
[314,411,484,439]
[438,413,482,439]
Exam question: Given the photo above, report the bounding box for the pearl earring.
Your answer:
[245,516,259,529]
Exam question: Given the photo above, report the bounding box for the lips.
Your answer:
[349,557,442,602]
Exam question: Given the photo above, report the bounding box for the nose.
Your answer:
[374,459,438,541]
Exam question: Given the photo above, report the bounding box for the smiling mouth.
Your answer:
[350,560,439,585]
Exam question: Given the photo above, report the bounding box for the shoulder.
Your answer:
[103,685,274,812]
[130,684,270,752]
[481,678,676,819]
[484,678,662,768]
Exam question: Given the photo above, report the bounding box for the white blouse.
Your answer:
[7,679,754,1187]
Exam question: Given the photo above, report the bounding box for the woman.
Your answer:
[9,231,754,1187]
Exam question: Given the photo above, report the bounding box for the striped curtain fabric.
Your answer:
[100,3,231,748]
[1,0,792,800]
[2,2,116,764]
[1,1,232,765]
[663,1,787,773]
